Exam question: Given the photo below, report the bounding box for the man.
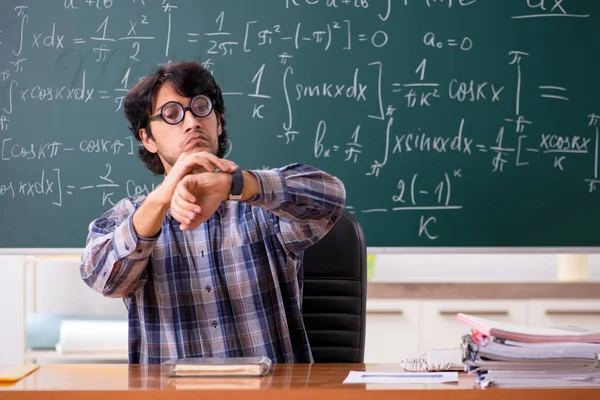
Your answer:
[80,61,346,364]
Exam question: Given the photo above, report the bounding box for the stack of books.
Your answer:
[457,313,600,388]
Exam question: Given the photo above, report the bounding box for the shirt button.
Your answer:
[205,285,211,292]
[124,244,130,251]
[212,321,218,328]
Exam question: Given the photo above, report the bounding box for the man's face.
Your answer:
[139,83,222,174]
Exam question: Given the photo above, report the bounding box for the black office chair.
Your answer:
[301,210,367,363]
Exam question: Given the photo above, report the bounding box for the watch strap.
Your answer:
[229,168,244,200]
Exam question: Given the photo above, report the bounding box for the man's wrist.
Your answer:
[240,171,260,201]
[146,189,171,213]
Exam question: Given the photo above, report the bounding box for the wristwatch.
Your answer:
[228,167,244,201]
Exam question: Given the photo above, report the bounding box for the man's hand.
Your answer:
[132,152,236,238]
[150,152,237,207]
[170,172,233,230]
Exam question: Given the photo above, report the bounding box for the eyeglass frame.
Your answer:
[148,94,214,125]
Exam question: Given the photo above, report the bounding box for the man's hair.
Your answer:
[124,61,228,175]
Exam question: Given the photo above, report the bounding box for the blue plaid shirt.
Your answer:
[80,163,346,364]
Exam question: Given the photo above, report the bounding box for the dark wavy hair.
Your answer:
[124,61,228,175]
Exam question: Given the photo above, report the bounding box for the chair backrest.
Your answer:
[301,210,367,363]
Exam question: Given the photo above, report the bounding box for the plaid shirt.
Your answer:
[80,163,345,364]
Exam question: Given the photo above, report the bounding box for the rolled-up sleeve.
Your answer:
[80,197,157,298]
[247,163,346,254]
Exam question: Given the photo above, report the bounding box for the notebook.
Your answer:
[162,356,272,377]
[457,313,600,343]
[466,338,600,361]
[0,364,39,383]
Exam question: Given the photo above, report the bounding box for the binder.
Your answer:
[461,334,600,364]
[457,313,600,387]
[457,312,600,343]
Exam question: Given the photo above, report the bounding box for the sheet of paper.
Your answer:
[343,371,459,384]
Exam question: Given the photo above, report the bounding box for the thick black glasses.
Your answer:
[148,94,213,125]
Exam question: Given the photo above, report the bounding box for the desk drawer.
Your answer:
[364,300,420,363]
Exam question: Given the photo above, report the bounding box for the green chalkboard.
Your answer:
[1,0,600,250]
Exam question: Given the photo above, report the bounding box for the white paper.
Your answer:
[56,320,128,353]
[343,371,459,384]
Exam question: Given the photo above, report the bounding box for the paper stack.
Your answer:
[457,313,600,388]
[55,319,128,354]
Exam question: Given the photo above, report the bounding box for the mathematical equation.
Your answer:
[1,0,598,245]
[0,164,155,207]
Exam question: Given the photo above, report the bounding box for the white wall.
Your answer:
[31,256,127,316]
[0,256,25,365]
[0,254,127,365]
[1,252,599,364]
[371,253,600,282]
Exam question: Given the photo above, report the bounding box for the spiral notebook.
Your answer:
[162,356,272,377]
[401,349,463,372]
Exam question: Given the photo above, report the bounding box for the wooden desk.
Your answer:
[0,363,598,400]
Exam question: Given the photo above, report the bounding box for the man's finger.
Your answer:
[172,194,199,216]
[190,152,236,172]
[170,209,191,226]
[176,183,197,204]
[171,196,198,218]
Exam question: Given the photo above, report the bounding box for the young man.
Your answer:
[80,61,346,364]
